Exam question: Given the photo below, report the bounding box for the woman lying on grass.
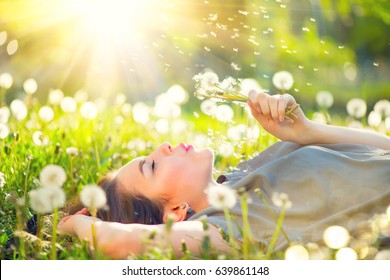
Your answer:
[58,91,390,259]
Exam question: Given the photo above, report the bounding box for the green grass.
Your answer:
[0,94,389,260]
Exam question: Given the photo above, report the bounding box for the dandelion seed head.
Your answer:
[323,225,350,249]
[60,96,77,113]
[285,245,309,260]
[80,184,107,209]
[0,106,10,124]
[66,147,78,157]
[367,111,382,128]
[23,78,38,95]
[38,106,54,123]
[0,73,13,89]
[316,91,334,108]
[29,187,65,214]
[32,131,49,146]
[206,185,237,210]
[312,112,328,124]
[373,100,390,117]
[346,98,367,118]
[127,138,147,152]
[48,89,64,105]
[200,99,217,116]
[215,104,234,122]
[121,103,132,117]
[74,89,88,103]
[132,102,150,124]
[39,164,66,188]
[336,247,357,260]
[217,142,234,157]
[272,70,294,91]
[239,78,262,96]
[155,118,170,134]
[0,123,9,139]
[115,93,127,106]
[271,192,292,208]
[166,84,189,104]
[10,99,28,121]
[80,101,98,120]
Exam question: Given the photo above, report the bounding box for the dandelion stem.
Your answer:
[265,205,286,259]
[223,207,238,257]
[240,194,253,259]
[94,140,101,171]
[50,207,59,260]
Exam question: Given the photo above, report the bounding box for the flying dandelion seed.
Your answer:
[323,225,350,249]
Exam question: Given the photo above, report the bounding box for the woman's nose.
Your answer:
[157,142,172,156]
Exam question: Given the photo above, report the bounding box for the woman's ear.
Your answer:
[163,203,189,223]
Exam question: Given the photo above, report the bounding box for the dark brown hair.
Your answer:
[66,172,165,225]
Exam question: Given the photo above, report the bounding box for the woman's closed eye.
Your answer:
[151,160,156,173]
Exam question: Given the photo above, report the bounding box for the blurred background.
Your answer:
[0,0,389,113]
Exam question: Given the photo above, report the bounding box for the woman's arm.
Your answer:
[58,215,230,259]
[248,91,390,150]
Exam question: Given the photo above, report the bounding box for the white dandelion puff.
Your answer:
[80,184,107,209]
[60,96,77,113]
[346,98,367,118]
[215,104,234,122]
[66,147,78,157]
[32,131,49,146]
[166,84,189,104]
[80,101,98,120]
[316,91,334,108]
[285,245,309,260]
[132,102,150,124]
[0,123,9,139]
[0,72,13,89]
[29,187,65,214]
[373,99,390,117]
[272,71,294,91]
[323,225,350,249]
[206,185,237,210]
[39,164,67,188]
[23,78,38,95]
[48,89,64,105]
[0,106,10,124]
[38,106,54,123]
[336,247,358,260]
[10,99,28,121]
[271,192,292,209]
[367,111,382,128]
[200,99,217,116]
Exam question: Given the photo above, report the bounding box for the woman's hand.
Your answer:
[58,208,101,236]
[248,90,310,144]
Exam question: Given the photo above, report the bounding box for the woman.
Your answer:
[58,91,390,259]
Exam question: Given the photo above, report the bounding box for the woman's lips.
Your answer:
[180,143,193,152]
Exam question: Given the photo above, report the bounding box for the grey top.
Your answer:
[188,141,390,250]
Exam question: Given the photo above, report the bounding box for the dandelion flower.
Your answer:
[60,96,77,113]
[0,72,13,89]
[66,147,78,157]
[335,247,358,260]
[29,187,65,214]
[373,99,390,117]
[367,111,382,128]
[0,171,5,188]
[0,123,9,139]
[38,106,54,123]
[80,184,107,210]
[0,106,10,124]
[166,84,189,104]
[215,104,234,122]
[346,98,367,118]
[32,131,49,146]
[80,101,98,120]
[200,100,217,116]
[48,89,64,105]
[316,91,334,108]
[10,99,28,121]
[39,164,67,188]
[23,78,38,95]
[271,192,292,209]
[285,245,309,260]
[272,71,294,91]
[132,102,150,124]
[115,93,127,106]
[155,118,170,134]
[74,89,88,103]
[239,78,262,96]
[206,185,237,210]
[323,225,350,249]
[218,142,234,157]
[121,103,132,117]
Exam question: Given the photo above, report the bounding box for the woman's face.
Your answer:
[115,142,214,211]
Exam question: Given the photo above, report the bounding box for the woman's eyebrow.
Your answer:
[138,159,146,177]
